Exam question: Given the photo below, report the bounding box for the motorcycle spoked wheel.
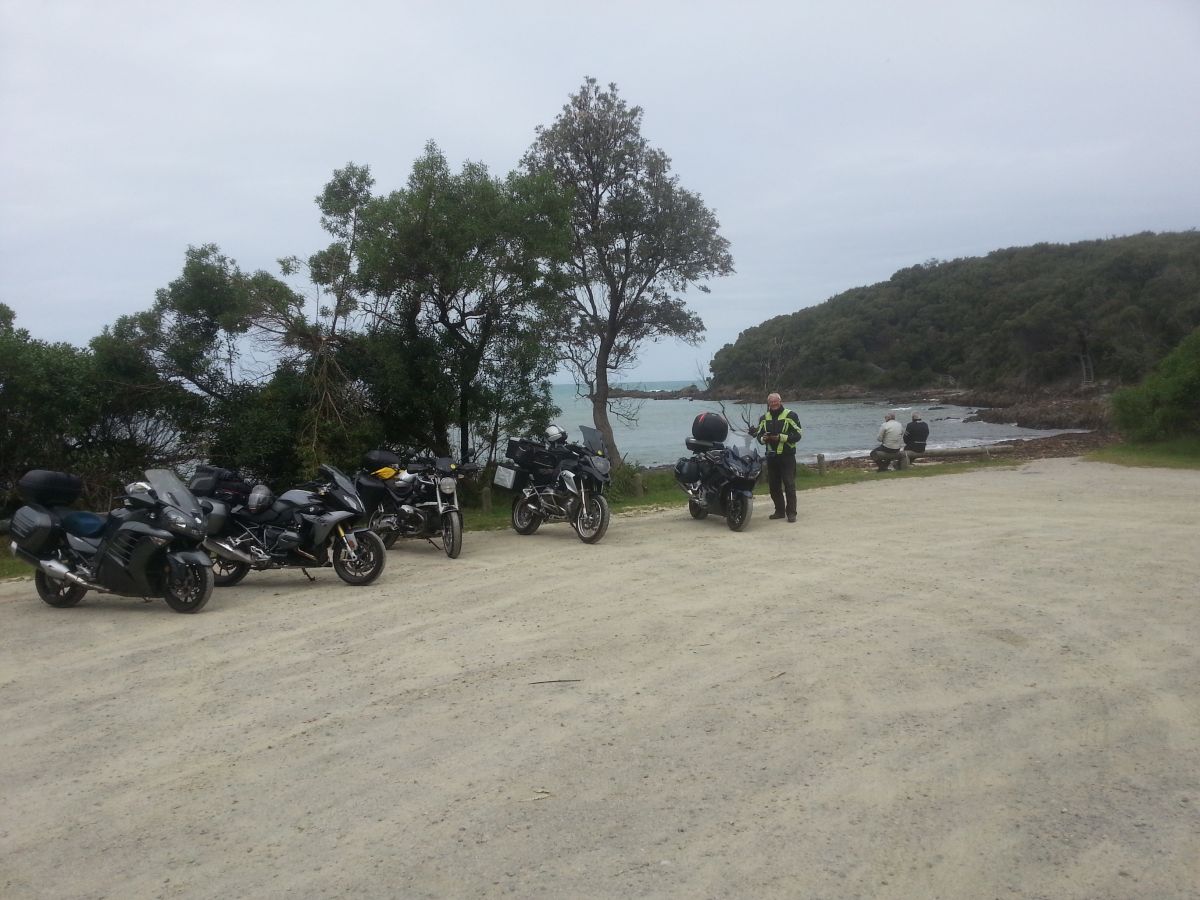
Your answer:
[511,496,542,535]
[164,563,214,613]
[574,494,611,544]
[725,492,753,532]
[441,511,463,559]
[35,568,88,608]
[332,531,387,586]
[688,499,708,520]
[211,556,251,588]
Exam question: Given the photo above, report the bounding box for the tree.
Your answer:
[354,144,571,461]
[523,78,734,463]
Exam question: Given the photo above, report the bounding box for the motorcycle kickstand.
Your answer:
[301,568,316,582]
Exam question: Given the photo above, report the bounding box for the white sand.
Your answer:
[1,458,1198,899]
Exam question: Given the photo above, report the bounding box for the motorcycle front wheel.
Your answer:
[511,496,542,535]
[441,511,463,559]
[333,531,387,586]
[575,495,611,544]
[725,492,753,532]
[211,557,251,588]
[35,569,87,608]
[164,563,214,613]
[688,499,708,520]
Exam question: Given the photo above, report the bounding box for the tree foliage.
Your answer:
[523,78,734,462]
[1111,325,1200,441]
[709,231,1200,393]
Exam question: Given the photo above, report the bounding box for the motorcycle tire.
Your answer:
[333,530,387,586]
[575,494,611,545]
[164,563,214,613]
[35,569,87,608]
[688,499,708,520]
[725,493,753,532]
[511,496,542,535]
[211,557,251,588]
[441,511,463,559]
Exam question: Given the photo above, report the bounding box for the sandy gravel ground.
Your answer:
[1,458,1198,899]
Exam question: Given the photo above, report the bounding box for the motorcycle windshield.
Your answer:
[319,464,364,513]
[578,426,607,456]
[146,469,203,517]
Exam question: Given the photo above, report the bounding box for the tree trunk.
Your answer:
[590,348,622,464]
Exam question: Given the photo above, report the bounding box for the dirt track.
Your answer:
[1,458,1198,899]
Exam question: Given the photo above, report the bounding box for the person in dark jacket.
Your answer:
[753,392,802,522]
[903,412,930,454]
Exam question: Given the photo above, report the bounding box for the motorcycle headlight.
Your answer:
[592,457,611,475]
[163,507,202,537]
[438,477,457,494]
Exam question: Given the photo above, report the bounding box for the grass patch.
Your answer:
[0,552,30,580]
[1085,437,1200,469]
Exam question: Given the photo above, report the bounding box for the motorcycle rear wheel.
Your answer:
[333,530,387,586]
[442,511,463,559]
[575,495,611,544]
[35,569,87,608]
[726,493,753,532]
[211,557,251,588]
[688,499,708,520]
[164,563,214,613]
[511,497,542,535]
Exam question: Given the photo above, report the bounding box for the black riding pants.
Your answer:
[766,453,797,516]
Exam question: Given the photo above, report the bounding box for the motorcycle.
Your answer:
[495,425,613,544]
[193,463,387,587]
[6,468,214,612]
[673,412,763,532]
[354,451,480,558]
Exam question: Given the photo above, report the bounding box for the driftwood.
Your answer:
[897,445,1014,469]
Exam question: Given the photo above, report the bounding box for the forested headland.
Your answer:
[709,231,1200,403]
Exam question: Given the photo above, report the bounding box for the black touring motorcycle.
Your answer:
[191,464,386,587]
[5,468,214,612]
[673,412,763,532]
[354,450,479,559]
[495,425,613,544]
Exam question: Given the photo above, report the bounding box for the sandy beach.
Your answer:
[1,457,1198,899]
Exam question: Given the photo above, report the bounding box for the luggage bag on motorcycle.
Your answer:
[506,438,557,471]
[674,457,701,483]
[362,449,402,474]
[189,466,253,503]
[691,412,729,443]
[493,464,525,491]
[17,469,83,506]
[9,505,57,553]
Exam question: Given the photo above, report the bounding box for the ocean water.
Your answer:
[548,381,1084,467]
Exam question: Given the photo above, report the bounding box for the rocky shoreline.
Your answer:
[609,382,1114,432]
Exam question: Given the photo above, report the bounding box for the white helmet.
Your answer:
[544,425,567,444]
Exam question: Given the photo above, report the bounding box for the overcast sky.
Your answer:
[2,0,1198,382]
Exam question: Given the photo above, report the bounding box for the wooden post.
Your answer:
[632,473,644,497]
[816,453,826,476]
[481,485,492,514]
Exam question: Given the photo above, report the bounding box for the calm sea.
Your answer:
[548,381,1083,467]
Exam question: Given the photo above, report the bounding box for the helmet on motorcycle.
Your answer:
[544,424,567,444]
[125,480,153,497]
[247,484,275,514]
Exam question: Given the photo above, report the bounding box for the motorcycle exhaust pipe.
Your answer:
[203,538,254,565]
[39,558,108,592]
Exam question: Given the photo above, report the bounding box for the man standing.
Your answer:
[753,392,802,522]
[903,412,929,455]
[870,412,904,471]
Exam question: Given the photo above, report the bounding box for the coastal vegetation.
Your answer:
[709,231,1200,395]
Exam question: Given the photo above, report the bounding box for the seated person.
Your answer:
[903,412,930,455]
[869,412,904,471]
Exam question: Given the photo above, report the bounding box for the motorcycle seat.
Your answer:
[58,510,107,538]
[685,437,723,453]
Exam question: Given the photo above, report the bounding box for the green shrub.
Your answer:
[1112,326,1200,441]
